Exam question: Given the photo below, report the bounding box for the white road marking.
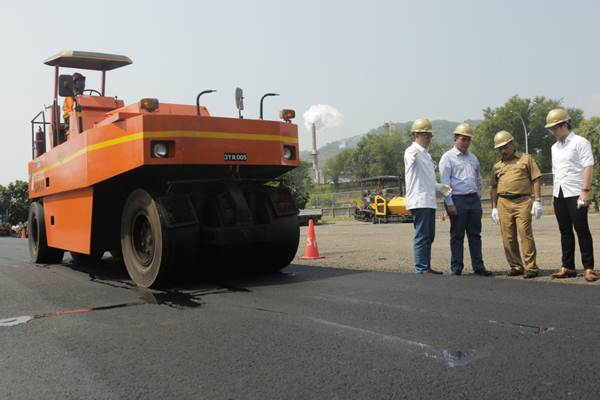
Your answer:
[309,317,489,368]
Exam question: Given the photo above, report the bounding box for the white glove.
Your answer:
[436,183,453,197]
[532,200,542,219]
[491,208,499,225]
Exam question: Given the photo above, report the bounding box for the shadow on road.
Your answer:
[55,255,365,309]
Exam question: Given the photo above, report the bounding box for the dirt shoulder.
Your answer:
[294,215,600,285]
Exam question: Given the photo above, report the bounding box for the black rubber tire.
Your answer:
[70,250,104,265]
[256,213,300,273]
[28,202,64,264]
[121,189,173,288]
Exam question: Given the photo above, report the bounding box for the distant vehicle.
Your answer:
[0,224,10,237]
[298,208,323,226]
[27,50,301,287]
[354,176,413,223]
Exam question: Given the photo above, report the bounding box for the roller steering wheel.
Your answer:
[83,89,102,96]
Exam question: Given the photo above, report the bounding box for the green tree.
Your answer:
[322,148,354,187]
[0,180,30,225]
[322,125,449,185]
[577,116,600,205]
[346,126,412,179]
[281,161,313,209]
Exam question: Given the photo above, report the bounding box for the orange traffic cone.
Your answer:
[21,226,27,239]
[300,219,324,259]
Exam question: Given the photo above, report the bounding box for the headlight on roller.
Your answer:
[283,145,295,160]
[152,141,169,158]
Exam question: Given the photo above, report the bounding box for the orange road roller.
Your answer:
[28,50,300,287]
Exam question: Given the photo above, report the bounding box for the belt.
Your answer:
[453,193,478,197]
[498,193,530,199]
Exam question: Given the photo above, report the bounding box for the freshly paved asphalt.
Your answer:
[1,236,599,399]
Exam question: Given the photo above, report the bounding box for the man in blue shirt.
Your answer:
[439,123,491,276]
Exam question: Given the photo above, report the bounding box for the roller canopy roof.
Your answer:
[44,50,132,71]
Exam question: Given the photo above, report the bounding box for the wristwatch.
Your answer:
[582,188,591,192]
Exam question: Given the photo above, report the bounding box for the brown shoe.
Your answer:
[584,269,599,282]
[551,267,577,279]
[426,268,443,275]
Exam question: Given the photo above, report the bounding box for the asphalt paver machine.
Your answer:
[353,176,413,223]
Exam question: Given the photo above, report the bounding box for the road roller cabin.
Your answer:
[28,50,301,287]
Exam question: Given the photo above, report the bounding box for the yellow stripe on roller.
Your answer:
[31,130,296,178]
[146,130,298,145]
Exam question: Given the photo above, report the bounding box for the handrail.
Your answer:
[196,90,216,116]
[30,110,49,159]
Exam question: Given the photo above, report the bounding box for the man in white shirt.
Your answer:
[546,108,598,282]
[404,118,451,274]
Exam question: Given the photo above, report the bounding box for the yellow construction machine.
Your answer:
[354,176,413,223]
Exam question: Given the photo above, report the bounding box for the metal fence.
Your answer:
[310,173,557,212]
[321,207,355,218]
[307,190,362,208]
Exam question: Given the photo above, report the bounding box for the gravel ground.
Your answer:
[294,214,600,285]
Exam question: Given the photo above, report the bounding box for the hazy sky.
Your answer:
[1,0,599,184]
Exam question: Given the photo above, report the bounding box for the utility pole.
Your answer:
[510,110,529,154]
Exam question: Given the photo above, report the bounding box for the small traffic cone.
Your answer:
[300,219,324,259]
[21,226,27,239]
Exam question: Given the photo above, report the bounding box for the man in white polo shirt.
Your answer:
[404,118,451,274]
[546,108,598,282]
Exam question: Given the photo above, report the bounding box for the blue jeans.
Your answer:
[412,208,436,273]
[446,194,485,273]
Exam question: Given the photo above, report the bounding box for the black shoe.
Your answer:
[523,270,539,279]
[508,267,524,277]
[474,269,492,276]
[450,270,462,276]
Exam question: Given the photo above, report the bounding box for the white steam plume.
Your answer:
[303,104,343,132]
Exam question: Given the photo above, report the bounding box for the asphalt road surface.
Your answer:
[1,236,599,399]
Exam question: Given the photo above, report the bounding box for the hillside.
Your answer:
[301,119,481,164]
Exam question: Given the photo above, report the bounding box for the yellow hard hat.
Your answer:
[411,118,433,133]
[454,123,473,137]
[494,130,514,149]
[545,108,570,128]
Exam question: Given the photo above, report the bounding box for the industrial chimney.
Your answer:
[311,123,320,184]
[383,122,390,136]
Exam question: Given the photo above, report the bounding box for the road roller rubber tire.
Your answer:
[121,189,174,288]
[255,213,300,273]
[28,202,64,264]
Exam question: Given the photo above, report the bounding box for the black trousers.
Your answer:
[553,189,594,269]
